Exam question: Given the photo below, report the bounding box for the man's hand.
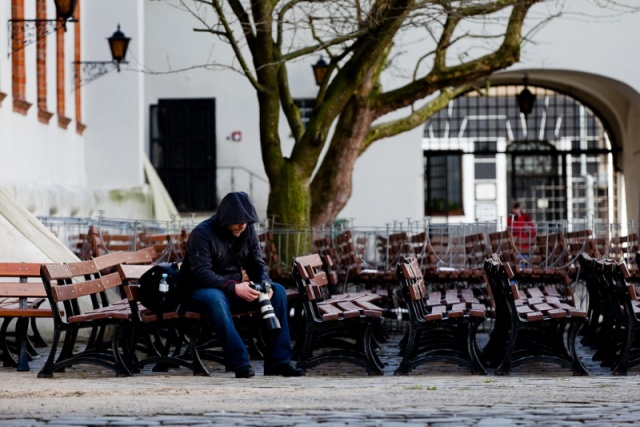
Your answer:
[235,281,260,302]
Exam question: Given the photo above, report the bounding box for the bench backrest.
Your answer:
[397,258,426,301]
[93,252,129,273]
[318,254,340,294]
[608,233,639,267]
[40,262,123,323]
[105,233,138,252]
[0,262,47,298]
[396,257,430,321]
[333,230,365,275]
[293,254,336,321]
[0,262,42,279]
[463,232,491,269]
[293,254,331,300]
[93,249,154,273]
[533,232,571,268]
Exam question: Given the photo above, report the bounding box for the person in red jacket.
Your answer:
[507,202,536,252]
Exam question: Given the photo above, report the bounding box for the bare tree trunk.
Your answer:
[267,159,313,264]
[310,98,375,226]
[267,159,311,228]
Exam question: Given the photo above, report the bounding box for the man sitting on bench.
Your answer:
[180,191,304,378]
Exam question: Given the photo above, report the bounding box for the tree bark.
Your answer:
[311,97,376,226]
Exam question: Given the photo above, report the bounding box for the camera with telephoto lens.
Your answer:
[251,281,281,331]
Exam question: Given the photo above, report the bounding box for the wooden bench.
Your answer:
[608,233,638,267]
[329,230,395,295]
[292,253,384,375]
[607,261,640,375]
[138,232,186,263]
[394,257,486,375]
[0,262,53,371]
[83,249,157,348]
[579,254,640,374]
[577,252,607,351]
[483,255,588,375]
[39,257,210,378]
[410,233,489,287]
[38,260,133,378]
[257,231,295,287]
[116,264,209,376]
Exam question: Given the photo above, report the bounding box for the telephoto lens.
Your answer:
[253,282,281,330]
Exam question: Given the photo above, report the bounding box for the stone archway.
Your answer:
[489,69,640,223]
[423,80,617,224]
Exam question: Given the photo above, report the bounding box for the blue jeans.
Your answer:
[183,282,293,371]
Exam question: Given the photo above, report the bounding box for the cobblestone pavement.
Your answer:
[1,328,640,426]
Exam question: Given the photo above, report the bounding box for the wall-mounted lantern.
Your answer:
[312,57,328,86]
[73,25,131,87]
[516,77,536,116]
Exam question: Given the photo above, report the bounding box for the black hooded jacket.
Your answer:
[180,192,270,296]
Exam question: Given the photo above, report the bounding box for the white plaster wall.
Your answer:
[142,1,269,216]
[520,2,640,93]
[0,1,91,218]
[82,1,144,190]
[76,0,154,220]
[338,126,425,228]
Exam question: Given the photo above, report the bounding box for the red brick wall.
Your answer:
[74,0,85,134]
[36,0,52,123]
[56,12,70,129]
[12,0,32,114]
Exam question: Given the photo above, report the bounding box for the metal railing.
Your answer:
[217,166,269,201]
[38,214,638,272]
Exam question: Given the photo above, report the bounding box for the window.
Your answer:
[424,152,463,216]
[474,141,497,180]
[293,99,314,128]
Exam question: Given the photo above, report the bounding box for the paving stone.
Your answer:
[0,420,46,427]
[3,330,640,426]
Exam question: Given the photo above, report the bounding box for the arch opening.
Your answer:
[422,84,616,224]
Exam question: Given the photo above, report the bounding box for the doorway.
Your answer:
[149,98,217,212]
[507,140,566,223]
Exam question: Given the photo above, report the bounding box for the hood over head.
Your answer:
[214,192,260,226]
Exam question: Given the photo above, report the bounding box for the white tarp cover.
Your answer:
[143,154,180,222]
[0,186,79,263]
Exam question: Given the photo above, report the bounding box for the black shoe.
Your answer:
[235,366,255,378]
[264,363,306,377]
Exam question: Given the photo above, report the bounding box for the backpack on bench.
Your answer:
[138,262,182,314]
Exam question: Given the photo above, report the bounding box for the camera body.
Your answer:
[250,281,281,330]
[251,281,271,294]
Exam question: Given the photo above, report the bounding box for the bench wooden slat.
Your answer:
[317,302,343,321]
[0,263,42,277]
[334,301,362,318]
[0,282,47,298]
[0,308,53,317]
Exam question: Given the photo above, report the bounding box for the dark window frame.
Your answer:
[424,151,464,217]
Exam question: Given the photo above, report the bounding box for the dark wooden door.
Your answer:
[150,98,217,212]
